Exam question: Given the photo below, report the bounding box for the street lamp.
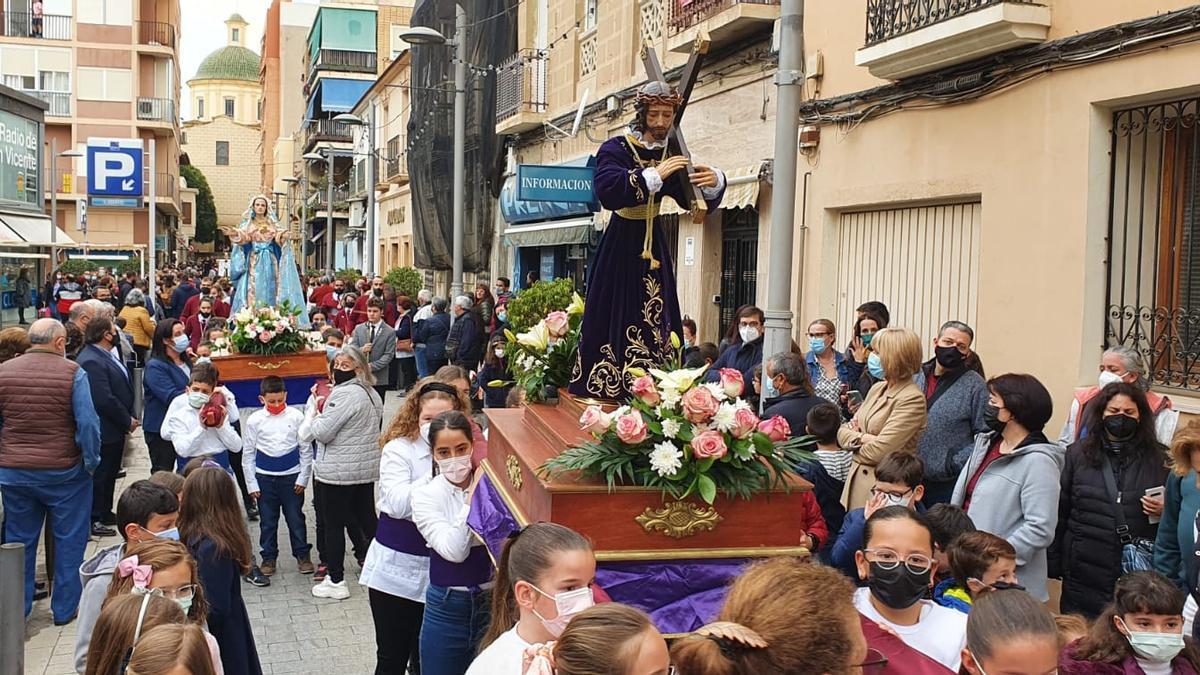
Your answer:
[303,150,334,272]
[334,111,377,277]
[272,189,286,224]
[399,5,466,298]
[46,141,83,272]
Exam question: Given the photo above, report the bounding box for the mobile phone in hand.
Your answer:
[1145,486,1165,524]
[847,390,864,407]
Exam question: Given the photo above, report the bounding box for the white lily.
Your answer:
[567,292,585,316]
[649,365,709,393]
[516,321,550,351]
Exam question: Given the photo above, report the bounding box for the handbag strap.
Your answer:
[1100,453,1133,544]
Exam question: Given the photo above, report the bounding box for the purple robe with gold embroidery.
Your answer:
[569,135,724,400]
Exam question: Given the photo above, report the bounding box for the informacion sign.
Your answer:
[517,164,596,204]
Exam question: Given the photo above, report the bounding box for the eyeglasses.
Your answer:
[863,548,933,574]
[869,487,913,500]
[136,584,196,600]
[857,648,888,673]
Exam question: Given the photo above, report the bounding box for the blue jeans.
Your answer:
[1,475,91,621]
[419,585,491,675]
[256,473,310,561]
[414,343,429,379]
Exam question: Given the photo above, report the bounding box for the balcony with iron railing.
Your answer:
[495,49,548,135]
[301,118,353,151]
[137,21,176,49]
[0,11,71,40]
[307,49,377,79]
[307,184,351,213]
[856,0,1052,80]
[137,97,177,125]
[384,152,408,185]
[667,0,779,53]
[28,90,70,117]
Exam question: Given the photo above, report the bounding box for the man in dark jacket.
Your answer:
[913,321,989,505]
[763,352,823,436]
[168,272,198,319]
[415,297,451,373]
[707,306,765,386]
[76,317,137,536]
[448,295,481,368]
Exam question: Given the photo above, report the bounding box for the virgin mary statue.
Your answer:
[223,194,309,327]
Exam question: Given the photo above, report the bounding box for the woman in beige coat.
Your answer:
[838,327,928,510]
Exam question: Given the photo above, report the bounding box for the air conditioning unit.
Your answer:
[138,99,155,117]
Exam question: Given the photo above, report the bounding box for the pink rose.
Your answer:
[579,405,611,435]
[681,387,720,424]
[545,311,570,338]
[630,374,661,406]
[258,331,274,343]
[758,415,791,443]
[691,429,728,460]
[731,407,760,439]
[718,368,745,399]
[613,412,648,445]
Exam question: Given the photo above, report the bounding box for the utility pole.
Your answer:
[301,171,309,268]
[148,138,157,302]
[761,0,805,384]
[450,2,466,299]
[49,136,57,271]
[365,106,377,277]
[325,152,334,272]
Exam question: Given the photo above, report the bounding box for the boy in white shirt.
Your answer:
[161,362,241,473]
[243,376,312,576]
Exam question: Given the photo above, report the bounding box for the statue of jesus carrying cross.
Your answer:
[569,39,727,400]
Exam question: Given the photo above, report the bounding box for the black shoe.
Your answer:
[100,513,117,526]
[91,522,117,537]
[33,581,49,601]
[246,504,259,521]
[116,468,127,479]
[243,566,270,587]
[53,613,77,626]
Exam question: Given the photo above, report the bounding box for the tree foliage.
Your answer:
[505,278,575,332]
[180,164,218,244]
[383,266,423,299]
[58,259,98,276]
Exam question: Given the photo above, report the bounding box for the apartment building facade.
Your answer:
[0,0,182,265]
[494,0,781,341]
[796,0,1200,427]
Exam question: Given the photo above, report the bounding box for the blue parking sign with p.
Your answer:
[87,138,143,197]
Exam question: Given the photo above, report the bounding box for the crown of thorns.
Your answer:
[635,86,682,108]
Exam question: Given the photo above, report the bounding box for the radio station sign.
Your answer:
[516,164,596,204]
[0,109,40,210]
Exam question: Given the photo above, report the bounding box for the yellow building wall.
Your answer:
[182,117,264,228]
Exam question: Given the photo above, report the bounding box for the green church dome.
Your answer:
[193,45,260,82]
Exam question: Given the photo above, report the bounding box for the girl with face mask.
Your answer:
[468,524,597,674]
[478,336,514,409]
[411,411,492,675]
[1060,571,1200,674]
[854,506,968,672]
[364,381,472,675]
[1053,383,1170,618]
[959,589,1059,675]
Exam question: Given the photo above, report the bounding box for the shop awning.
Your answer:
[316,78,373,113]
[0,211,76,246]
[503,216,594,248]
[655,162,765,215]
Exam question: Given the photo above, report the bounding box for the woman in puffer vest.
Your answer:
[304,344,383,601]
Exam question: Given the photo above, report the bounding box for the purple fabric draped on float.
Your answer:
[468,473,751,633]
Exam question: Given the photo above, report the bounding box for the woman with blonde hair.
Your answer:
[671,557,870,674]
[126,624,219,675]
[84,594,187,675]
[521,603,670,675]
[839,327,928,510]
[1154,420,1200,611]
[0,325,31,363]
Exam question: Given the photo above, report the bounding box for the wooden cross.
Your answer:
[640,34,711,220]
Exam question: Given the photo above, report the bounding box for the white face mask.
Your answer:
[494,348,505,359]
[531,585,594,638]
[437,454,472,484]
[1099,370,1124,388]
[739,325,760,343]
[419,422,432,445]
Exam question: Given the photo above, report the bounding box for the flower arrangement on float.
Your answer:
[227,301,309,355]
[500,293,585,403]
[541,342,812,504]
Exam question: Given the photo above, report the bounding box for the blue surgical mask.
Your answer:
[176,595,193,615]
[172,335,190,353]
[143,525,180,541]
[195,356,211,365]
[867,352,885,379]
[808,337,827,355]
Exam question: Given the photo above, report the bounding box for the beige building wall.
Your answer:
[189,78,260,125]
[182,116,264,228]
[797,1,1200,429]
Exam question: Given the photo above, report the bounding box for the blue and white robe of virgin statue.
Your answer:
[568,133,724,400]
[229,234,310,328]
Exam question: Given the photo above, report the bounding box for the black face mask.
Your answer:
[983,404,1007,434]
[332,368,355,385]
[986,580,1026,592]
[867,561,931,610]
[373,289,384,297]
[934,345,965,370]
[1103,413,1139,441]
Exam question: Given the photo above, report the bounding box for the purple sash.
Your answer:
[375,514,429,557]
[429,545,492,588]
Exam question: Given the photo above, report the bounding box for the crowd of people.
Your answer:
[7,264,1200,674]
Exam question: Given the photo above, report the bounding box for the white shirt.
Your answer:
[160,393,241,459]
[466,625,531,675]
[412,474,476,563]
[854,587,967,672]
[815,448,853,482]
[359,435,433,601]
[414,303,434,323]
[241,407,311,493]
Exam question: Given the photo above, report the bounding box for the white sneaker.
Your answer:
[311,577,350,600]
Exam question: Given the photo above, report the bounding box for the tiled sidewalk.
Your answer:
[23,391,403,674]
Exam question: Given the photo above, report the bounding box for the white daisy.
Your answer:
[661,418,682,439]
[649,441,683,477]
[712,402,738,432]
[701,382,728,402]
[660,387,682,409]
